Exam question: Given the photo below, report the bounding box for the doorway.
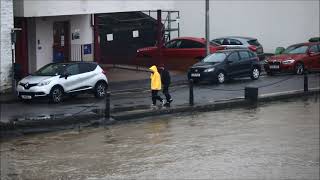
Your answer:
[53,21,70,62]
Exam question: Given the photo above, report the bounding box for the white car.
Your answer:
[17,62,108,103]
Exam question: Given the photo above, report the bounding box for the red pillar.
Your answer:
[14,17,28,78]
[93,14,102,64]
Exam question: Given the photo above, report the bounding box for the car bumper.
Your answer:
[188,71,218,82]
[16,85,51,99]
[264,63,295,73]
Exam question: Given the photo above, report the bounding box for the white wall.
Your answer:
[14,0,175,17]
[32,15,93,71]
[1,0,14,92]
[175,0,320,53]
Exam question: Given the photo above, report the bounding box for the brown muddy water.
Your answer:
[1,96,319,180]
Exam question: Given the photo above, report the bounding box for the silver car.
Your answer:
[211,36,264,60]
[17,62,108,103]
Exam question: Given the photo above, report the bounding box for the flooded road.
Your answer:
[1,96,319,179]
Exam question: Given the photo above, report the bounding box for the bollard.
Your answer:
[189,79,194,106]
[304,71,308,92]
[105,91,111,120]
[245,86,258,102]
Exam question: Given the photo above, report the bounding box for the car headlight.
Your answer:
[282,59,295,65]
[204,68,215,73]
[38,80,51,86]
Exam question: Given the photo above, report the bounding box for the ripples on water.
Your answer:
[1,96,319,179]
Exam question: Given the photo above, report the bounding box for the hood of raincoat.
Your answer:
[149,65,161,90]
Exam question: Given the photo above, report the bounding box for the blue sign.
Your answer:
[83,44,92,55]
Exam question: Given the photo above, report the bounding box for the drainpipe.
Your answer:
[157,9,163,65]
[205,0,210,56]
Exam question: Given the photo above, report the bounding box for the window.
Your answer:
[221,39,230,45]
[248,51,257,58]
[283,45,309,54]
[309,45,319,53]
[202,53,227,63]
[247,39,261,46]
[227,52,240,62]
[79,63,97,73]
[229,39,242,45]
[66,64,79,75]
[239,51,250,60]
[180,40,204,48]
[165,40,182,48]
[212,39,222,45]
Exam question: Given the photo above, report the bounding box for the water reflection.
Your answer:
[1,96,319,179]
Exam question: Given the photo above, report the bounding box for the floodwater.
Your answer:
[1,96,319,180]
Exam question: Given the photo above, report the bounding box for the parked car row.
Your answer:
[135,36,265,71]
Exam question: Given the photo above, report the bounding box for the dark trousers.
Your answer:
[152,90,163,105]
[162,85,171,102]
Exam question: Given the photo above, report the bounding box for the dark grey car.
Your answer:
[188,49,261,84]
[211,36,264,60]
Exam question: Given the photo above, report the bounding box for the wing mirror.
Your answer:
[60,73,70,79]
[308,51,316,56]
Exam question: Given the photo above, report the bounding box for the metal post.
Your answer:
[105,92,110,120]
[189,79,194,106]
[304,71,308,92]
[245,87,258,102]
[205,0,210,56]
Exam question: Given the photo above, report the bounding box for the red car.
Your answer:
[264,42,320,75]
[135,37,225,70]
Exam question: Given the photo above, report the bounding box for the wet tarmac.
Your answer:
[1,96,319,179]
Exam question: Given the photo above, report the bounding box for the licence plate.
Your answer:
[21,95,32,99]
[269,65,279,69]
[191,73,200,77]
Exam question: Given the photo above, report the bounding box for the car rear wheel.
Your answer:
[50,86,64,103]
[251,67,260,80]
[295,63,304,75]
[217,71,226,84]
[94,81,107,98]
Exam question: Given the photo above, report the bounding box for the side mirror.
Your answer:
[60,73,69,79]
[308,51,316,56]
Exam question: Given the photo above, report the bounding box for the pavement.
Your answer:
[0,64,319,135]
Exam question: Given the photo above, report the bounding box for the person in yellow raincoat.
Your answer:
[149,65,165,107]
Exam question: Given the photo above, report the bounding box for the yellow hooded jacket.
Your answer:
[149,65,161,90]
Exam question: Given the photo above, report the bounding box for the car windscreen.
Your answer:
[210,41,220,46]
[33,64,68,76]
[283,45,309,54]
[202,52,227,63]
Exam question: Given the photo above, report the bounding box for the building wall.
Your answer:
[175,0,320,53]
[14,0,175,17]
[30,15,93,71]
[0,0,14,92]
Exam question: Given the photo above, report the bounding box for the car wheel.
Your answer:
[217,71,226,84]
[50,86,64,103]
[295,63,304,75]
[94,81,107,98]
[251,67,260,80]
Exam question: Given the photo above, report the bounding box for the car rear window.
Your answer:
[247,39,261,46]
[79,63,97,73]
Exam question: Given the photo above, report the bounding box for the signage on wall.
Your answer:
[72,29,80,40]
[83,44,92,55]
[106,34,113,41]
[133,30,139,38]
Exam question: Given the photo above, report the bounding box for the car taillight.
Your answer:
[248,45,257,52]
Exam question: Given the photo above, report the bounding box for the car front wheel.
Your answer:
[251,67,260,80]
[50,86,64,103]
[94,81,107,98]
[217,71,226,84]
[295,63,304,75]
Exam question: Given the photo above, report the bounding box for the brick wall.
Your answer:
[0,0,14,93]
